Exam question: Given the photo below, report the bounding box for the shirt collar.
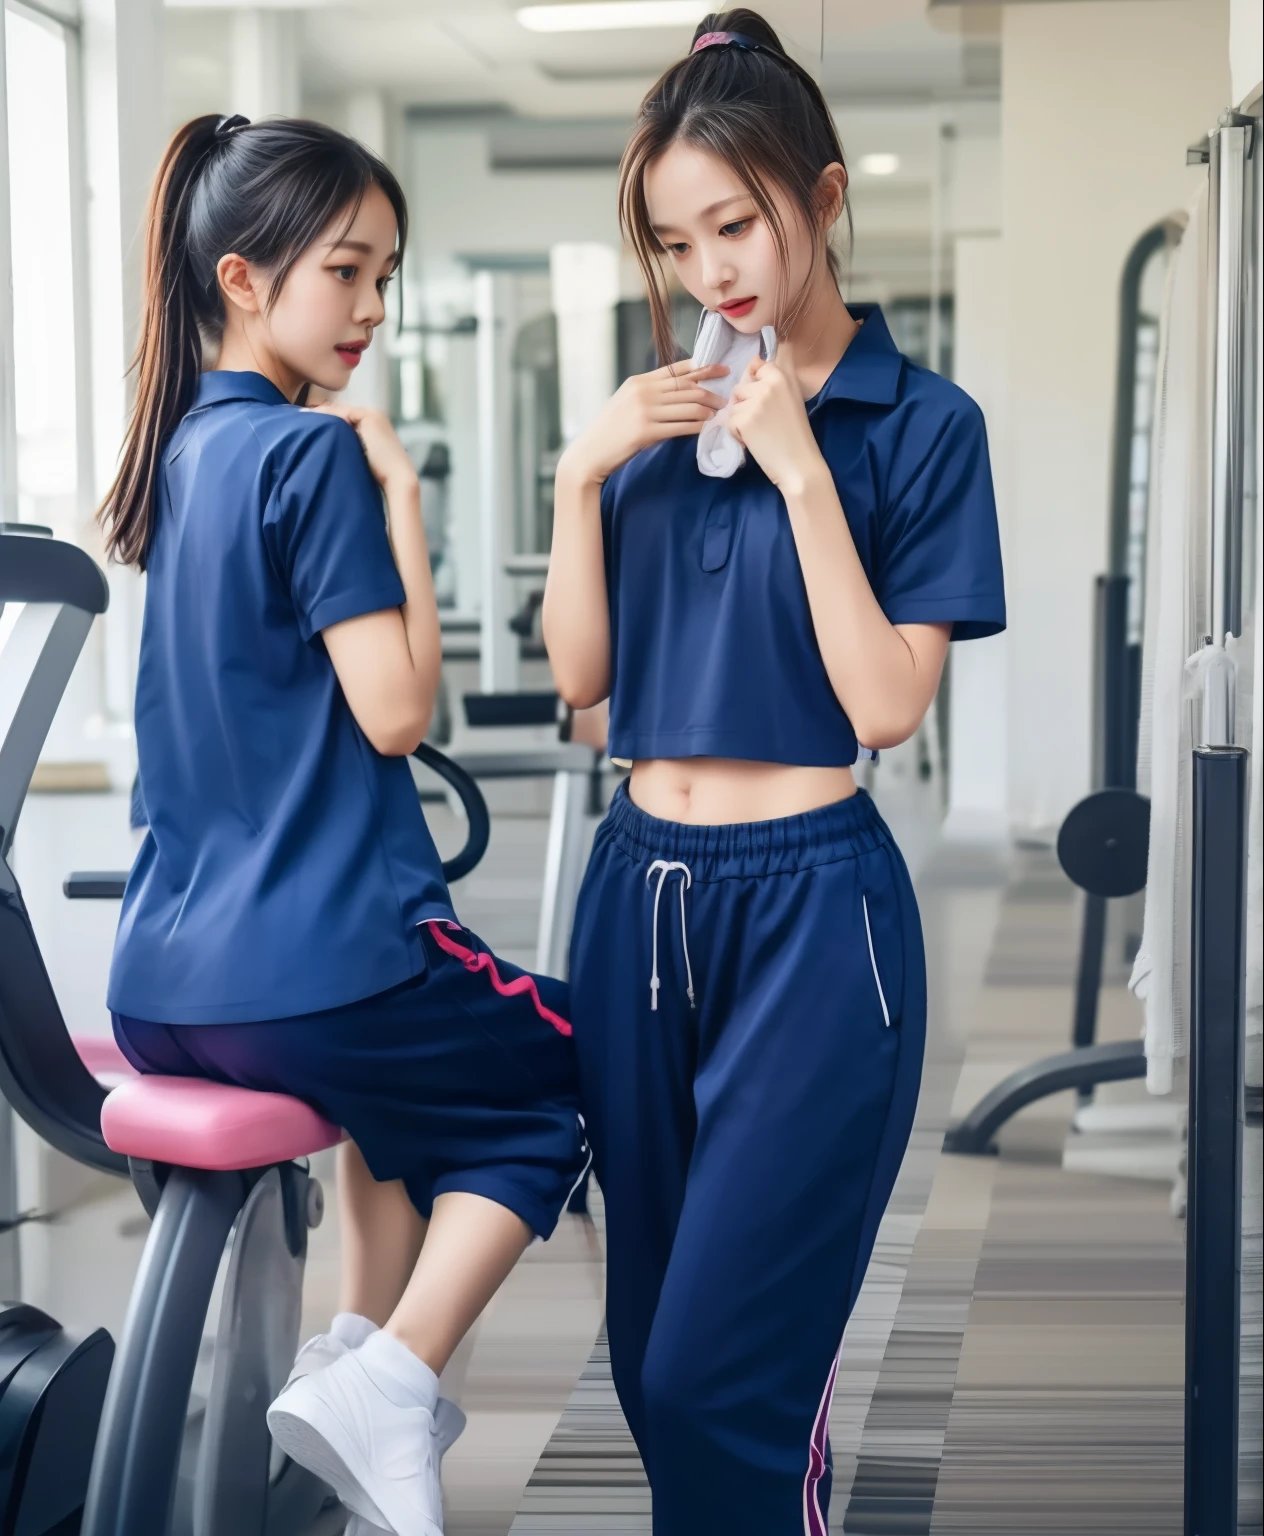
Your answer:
[192,370,291,410]
[806,304,904,411]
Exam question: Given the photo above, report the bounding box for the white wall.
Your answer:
[1229,0,1263,105]
[80,0,164,782]
[340,89,395,415]
[405,123,621,320]
[947,233,1008,838]
[1001,0,1229,834]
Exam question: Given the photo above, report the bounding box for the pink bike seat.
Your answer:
[73,1033,138,1087]
[101,1076,342,1170]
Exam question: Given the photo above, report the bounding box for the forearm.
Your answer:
[383,474,442,717]
[542,459,611,708]
[783,465,942,746]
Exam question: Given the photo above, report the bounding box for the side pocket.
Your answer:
[862,893,893,1028]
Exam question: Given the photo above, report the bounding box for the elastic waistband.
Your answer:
[603,782,892,882]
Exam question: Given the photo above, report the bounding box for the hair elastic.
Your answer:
[691,30,762,54]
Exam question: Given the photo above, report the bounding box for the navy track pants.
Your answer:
[570,785,926,1534]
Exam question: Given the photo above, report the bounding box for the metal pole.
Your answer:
[64,17,98,544]
[1210,116,1252,646]
[1183,108,1255,1536]
[474,269,519,694]
[1107,220,1183,581]
[1184,746,1247,1536]
[1070,892,1107,1057]
[0,0,21,1305]
[928,115,946,376]
[0,2,19,524]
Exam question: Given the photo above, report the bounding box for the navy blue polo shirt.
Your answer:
[601,304,1005,767]
[108,370,454,1025]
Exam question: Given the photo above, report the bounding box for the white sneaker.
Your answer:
[267,1350,445,1535]
[284,1331,346,1391]
[286,1333,467,1453]
[335,1396,467,1536]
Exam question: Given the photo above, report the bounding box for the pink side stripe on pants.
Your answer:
[424,921,573,1036]
[803,1344,842,1535]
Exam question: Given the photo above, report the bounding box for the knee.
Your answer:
[639,1325,715,1444]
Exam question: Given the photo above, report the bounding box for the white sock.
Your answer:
[329,1312,378,1349]
[356,1329,439,1414]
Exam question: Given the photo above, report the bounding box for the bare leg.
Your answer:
[337,1140,426,1326]
[385,1191,531,1375]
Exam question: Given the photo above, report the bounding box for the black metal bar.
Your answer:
[942,1040,1146,1156]
[463,691,560,728]
[1099,573,1133,791]
[1071,892,1108,1055]
[63,873,127,900]
[410,742,490,883]
[1108,220,1179,580]
[1184,746,1247,1536]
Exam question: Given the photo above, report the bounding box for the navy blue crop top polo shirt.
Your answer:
[601,304,1005,767]
[107,370,455,1026]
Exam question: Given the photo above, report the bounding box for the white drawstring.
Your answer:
[646,859,695,1011]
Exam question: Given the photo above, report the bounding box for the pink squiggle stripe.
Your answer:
[424,921,573,1037]
[802,1344,842,1535]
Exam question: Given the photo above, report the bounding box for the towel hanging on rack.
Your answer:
[1128,182,1213,1097]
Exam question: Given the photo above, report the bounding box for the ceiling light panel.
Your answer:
[857,152,901,175]
[517,2,709,34]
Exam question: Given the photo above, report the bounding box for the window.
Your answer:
[4,1,81,538]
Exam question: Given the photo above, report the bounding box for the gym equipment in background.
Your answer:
[945,217,1184,1155]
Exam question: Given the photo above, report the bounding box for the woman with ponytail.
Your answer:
[544,11,1005,1531]
[102,114,586,1536]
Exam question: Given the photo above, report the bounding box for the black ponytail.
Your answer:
[99,114,408,569]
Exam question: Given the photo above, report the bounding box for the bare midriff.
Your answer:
[627,757,857,826]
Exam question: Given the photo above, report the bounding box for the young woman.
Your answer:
[544,12,1004,1533]
[100,114,587,1536]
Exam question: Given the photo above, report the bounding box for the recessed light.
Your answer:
[517,2,709,33]
[857,153,900,177]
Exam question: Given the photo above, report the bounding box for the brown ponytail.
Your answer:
[98,114,409,569]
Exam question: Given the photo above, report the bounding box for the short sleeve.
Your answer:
[876,401,1006,641]
[266,419,406,642]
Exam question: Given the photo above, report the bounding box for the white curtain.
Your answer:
[1129,183,1212,1096]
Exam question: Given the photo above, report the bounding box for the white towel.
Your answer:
[1128,186,1211,1096]
[691,310,777,478]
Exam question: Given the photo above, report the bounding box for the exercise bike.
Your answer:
[0,525,492,1535]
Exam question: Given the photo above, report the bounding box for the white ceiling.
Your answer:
[161,2,1001,303]
[166,0,1000,121]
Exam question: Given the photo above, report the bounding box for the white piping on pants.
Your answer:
[861,893,891,1028]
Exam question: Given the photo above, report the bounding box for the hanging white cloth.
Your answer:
[691,310,777,478]
[1129,183,1212,1096]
